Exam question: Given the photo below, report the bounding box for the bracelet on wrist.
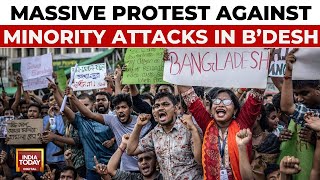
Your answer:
[249,89,264,101]
[237,89,244,94]
[284,75,292,80]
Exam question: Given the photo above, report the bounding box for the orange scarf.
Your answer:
[202,120,242,180]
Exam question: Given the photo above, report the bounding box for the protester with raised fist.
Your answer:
[178,84,264,180]
[127,92,203,179]
[236,128,254,180]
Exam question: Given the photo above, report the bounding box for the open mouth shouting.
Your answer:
[215,108,227,118]
[158,111,167,123]
[140,165,151,174]
[97,105,105,111]
[118,113,127,121]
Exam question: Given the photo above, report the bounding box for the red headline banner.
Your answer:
[1,25,319,47]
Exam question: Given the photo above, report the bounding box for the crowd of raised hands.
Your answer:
[0,48,319,180]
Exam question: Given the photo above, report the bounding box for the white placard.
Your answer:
[268,48,292,77]
[21,53,52,79]
[269,60,286,77]
[71,63,107,91]
[164,48,269,88]
[21,53,53,90]
[23,76,52,91]
[293,49,320,80]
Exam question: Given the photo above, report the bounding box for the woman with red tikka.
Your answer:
[178,86,264,180]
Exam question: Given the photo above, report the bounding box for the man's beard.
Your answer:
[97,106,108,114]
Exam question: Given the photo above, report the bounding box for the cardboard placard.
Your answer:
[7,119,43,145]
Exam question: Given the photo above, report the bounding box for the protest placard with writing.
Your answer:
[7,119,43,145]
[23,77,53,91]
[293,49,320,80]
[20,53,53,90]
[0,116,14,138]
[71,63,107,91]
[164,48,269,88]
[122,48,167,84]
[268,48,292,77]
[269,61,286,77]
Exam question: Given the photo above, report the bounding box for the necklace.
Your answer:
[252,132,264,138]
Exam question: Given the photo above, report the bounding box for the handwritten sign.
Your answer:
[21,53,53,90]
[71,63,107,91]
[164,48,269,88]
[293,49,320,80]
[122,48,167,84]
[0,116,14,138]
[7,119,43,145]
[23,77,53,91]
[269,61,286,77]
[268,48,292,77]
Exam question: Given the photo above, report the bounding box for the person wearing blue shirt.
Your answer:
[281,49,320,125]
[67,91,153,172]
[42,94,65,169]
[43,114,65,168]
[49,81,116,180]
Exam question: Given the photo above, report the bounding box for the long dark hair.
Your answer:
[260,103,277,131]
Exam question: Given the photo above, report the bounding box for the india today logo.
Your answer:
[16,148,44,172]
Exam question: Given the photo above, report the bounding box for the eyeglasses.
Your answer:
[212,98,233,106]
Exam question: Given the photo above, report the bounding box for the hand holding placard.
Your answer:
[60,64,78,113]
[293,48,320,80]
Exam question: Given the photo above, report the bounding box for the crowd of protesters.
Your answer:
[0,48,319,180]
